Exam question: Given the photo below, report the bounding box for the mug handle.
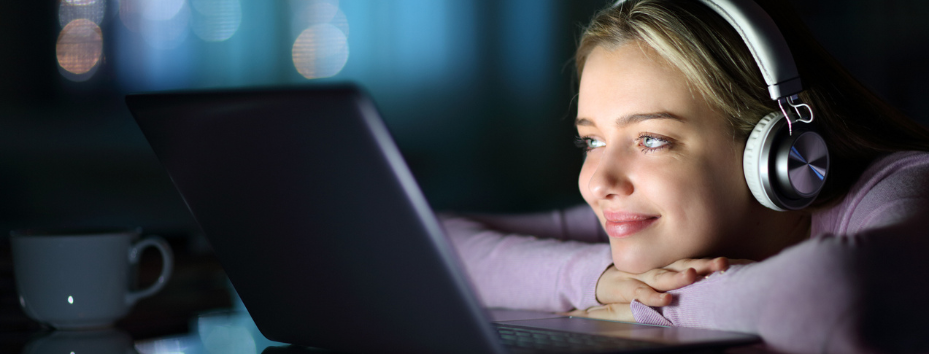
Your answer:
[125,235,174,305]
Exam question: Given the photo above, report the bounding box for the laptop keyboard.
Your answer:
[495,324,664,354]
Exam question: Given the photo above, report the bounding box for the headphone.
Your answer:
[610,0,829,211]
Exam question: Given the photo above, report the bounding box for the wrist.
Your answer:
[595,264,616,305]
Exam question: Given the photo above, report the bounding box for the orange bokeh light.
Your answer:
[56,18,103,75]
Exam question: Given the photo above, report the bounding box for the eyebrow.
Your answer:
[575,112,684,127]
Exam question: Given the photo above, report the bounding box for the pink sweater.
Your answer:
[441,151,929,353]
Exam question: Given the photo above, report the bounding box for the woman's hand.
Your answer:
[566,257,732,322]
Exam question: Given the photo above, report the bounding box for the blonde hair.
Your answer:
[575,0,929,207]
[577,0,771,137]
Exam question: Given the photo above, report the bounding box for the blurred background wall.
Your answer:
[1,0,928,235]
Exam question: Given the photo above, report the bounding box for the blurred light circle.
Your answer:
[142,0,186,21]
[139,0,191,49]
[292,23,349,79]
[330,7,349,38]
[119,0,143,33]
[191,0,242,42]
[301,0,339,25]
[59,0,106,26]
[290,0,339,36]
[56,18,103,75]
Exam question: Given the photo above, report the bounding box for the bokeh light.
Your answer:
[327,5,349,39]
[290,0,350,38]
[291,0,338,31]
[56,18,103,78]
[142,0,187,21]
[139,0,191,49]
[121,0,192,49]
[59,0,106,26]
[292,23,349,79]
[291,0,349,79]
[190,0,242,42]
[119,0,144,33]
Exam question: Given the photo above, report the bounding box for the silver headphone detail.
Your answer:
[610,0,829,210]
[743,112,828,211]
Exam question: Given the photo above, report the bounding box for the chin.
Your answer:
[610,250,667,274]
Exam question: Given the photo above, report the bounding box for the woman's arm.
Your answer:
[632,219,929,353]
[630,153,929,353]
[444,205,730,313]
[455,204,609,243]
[440,212,613,312]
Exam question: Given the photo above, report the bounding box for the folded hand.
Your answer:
[565,257,734,322]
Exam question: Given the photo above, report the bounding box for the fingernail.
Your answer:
[720,270,726,274]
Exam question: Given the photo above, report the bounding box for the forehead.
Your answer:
[577,44,698,125]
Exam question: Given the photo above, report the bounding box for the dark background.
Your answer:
[1,0,928,237]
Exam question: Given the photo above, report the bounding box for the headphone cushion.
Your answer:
[743,112,785,211]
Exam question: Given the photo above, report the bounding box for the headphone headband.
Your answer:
[611,0,801,100]
[610,0,828,211]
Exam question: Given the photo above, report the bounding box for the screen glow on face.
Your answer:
[576,43,758,273]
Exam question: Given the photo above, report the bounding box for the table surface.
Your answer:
[11,311,775,354]
[1,233,774,354]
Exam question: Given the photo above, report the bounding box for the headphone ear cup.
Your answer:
[743,112,785,211]
[743,112,829,211]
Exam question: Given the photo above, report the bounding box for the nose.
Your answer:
[585,150,634,200]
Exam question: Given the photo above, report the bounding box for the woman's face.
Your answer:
[577,43,760,273]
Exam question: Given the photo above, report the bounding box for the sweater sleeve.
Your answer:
[455,204,609,243]
[631,152,929,353]
[439,205,613,312]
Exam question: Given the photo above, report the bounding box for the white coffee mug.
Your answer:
[10,228,173,330]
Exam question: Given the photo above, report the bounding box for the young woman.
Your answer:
[443,0,929,352]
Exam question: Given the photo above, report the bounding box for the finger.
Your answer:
[663,257,724,273]
[627,280,673,307]
[636,267,698,291]
[570,303,635,322]
[598,277,665,305]
[561,309,587,317]
[665,257,730,274]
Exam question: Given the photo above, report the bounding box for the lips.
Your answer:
[602,211,658,239]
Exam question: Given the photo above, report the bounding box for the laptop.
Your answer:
[126,85,760,353]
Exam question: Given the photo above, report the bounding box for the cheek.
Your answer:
[653,159,750,250]
[649,164,720,231]
[655,173,725,237]
[631,160,744,263]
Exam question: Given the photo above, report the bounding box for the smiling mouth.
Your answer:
[603,216,658,238]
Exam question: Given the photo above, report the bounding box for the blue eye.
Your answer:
[574,136,605,151]
[587,138,606,149]
[638,134,672,152]
[641,136,667,148]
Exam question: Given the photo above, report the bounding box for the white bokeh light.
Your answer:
[190,0,242,42]
[329,6,348,38]
[59,0,106,26]
[142,0,187,21]
[292,23,349,79]
[119,0,144,33]
[290,0,340,38]
[138,0,191,49]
